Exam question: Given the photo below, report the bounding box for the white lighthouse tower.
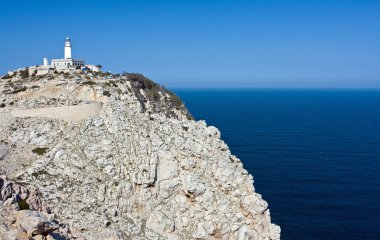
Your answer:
[51,37,85,68]
[64,37,72,59]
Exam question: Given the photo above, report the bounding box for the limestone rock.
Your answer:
[0,71,280,239]
[1,228,29,240]
[0,143,9,160]
[16,210,59,236]
[157,151,178,181]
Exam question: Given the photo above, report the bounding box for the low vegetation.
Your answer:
[125,73,193,119]
[32,170,50,177]
[11,86,28,94]
[19,69,29,79]
[1,74,12,79]
[82,81,96,86]
[103,90,111,97]
[18,199,30,210]
[32,147,49,155]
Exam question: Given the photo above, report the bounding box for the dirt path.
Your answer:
[11,102,103,122]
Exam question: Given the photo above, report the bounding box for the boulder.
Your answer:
[1,228,29,240]
[16,210,59,236]
[157,151,178,181]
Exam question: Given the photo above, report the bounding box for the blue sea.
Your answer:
[173,89,380,240]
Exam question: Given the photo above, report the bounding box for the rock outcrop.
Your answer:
[0,70,280,239]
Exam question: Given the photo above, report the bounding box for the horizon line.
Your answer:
[168,86,380,90]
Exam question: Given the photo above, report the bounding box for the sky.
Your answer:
[0,0,379,88]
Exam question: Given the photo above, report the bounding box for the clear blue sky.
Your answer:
[0,0,379,88]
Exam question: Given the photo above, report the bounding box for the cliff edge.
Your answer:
[0,70,280,239]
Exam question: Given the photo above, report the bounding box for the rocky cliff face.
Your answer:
[0,71,280,239]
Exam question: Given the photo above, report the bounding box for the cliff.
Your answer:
[0,70,280,239]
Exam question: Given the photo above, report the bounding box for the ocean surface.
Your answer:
[173,89,380,240]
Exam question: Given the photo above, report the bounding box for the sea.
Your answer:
[173,89,380,240]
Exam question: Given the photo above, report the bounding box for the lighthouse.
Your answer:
[50,37,91,69]
[23,37,101,75]
[64,37,72,59]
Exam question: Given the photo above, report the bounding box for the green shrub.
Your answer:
[12,86,27,94]
[82,81,96,85]
[103,90,111,97]
[18,199,30,210]
[19,69,29,79]
[32,170,49,177]
[32,147,48,155]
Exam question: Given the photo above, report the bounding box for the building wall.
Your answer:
[86,65,101,72]
[51,59,85,67]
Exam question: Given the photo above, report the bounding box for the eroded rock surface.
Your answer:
[0,71,280,239]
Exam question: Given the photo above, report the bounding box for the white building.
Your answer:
[86,64,101,72]
[51,38,85,68]
[6,37,102,77]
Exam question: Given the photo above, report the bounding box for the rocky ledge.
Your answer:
[0,70,280,239]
